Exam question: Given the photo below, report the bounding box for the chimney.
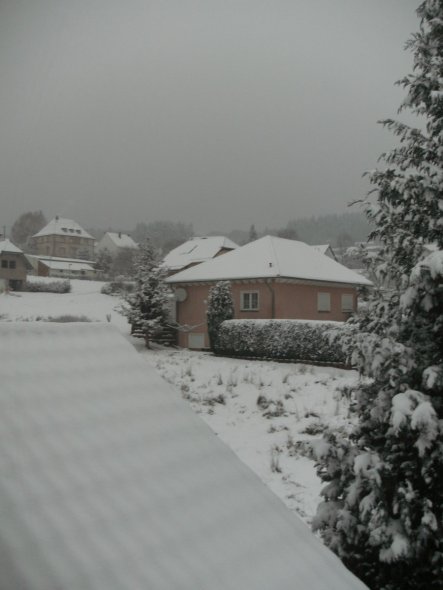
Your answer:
[118,232,121,238]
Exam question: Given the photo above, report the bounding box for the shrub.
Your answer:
[45,315,91,323]
[214,319,349,365]
[101,281,135,296]
[24,280,71,293]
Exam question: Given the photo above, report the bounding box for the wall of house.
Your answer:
[33,235,95,260]
[0,254,28,290]
[273,282,356,322]
[174,279,358,349]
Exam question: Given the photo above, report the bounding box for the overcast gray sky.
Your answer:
[1,0,418,234]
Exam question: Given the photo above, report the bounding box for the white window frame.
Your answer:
[341,293,354,312]
[240,291,259,311]
[317,292,331,312]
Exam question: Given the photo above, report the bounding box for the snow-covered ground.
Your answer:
[1,278,358,525]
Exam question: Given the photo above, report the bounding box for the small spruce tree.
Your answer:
[122,239,170,348]
[206,281,234,351]
[313,3,443,589]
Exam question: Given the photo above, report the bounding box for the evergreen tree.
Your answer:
[313,3,443,589]
[122,239,170,348]
[95,248,113,277]
[248,224,258,242]
[206,281,234,351]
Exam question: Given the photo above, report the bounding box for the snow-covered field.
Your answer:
[1,278,358,525]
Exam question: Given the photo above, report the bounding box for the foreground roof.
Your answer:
[167,235,372,286]
[33,217,94,239]
[0,323,366,590]
[0,239,23,254]
[163,236,238,271]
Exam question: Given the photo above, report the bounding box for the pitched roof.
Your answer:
[102,232,138,249]
[0,239,23,255]
[33,217,94,239]
[166,235,372,286]
[163,236,238,271]
[0,323,367,590]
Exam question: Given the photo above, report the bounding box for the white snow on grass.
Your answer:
[146,348,358,524]
[0,278,128,331]
[1,278,359,525]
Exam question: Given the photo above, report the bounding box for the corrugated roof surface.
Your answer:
[0,323,367,590]
[163,236,238,271]
[167,235,372,286]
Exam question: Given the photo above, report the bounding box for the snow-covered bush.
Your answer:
[24,279,71,293]
[214,319,349,365]
[100,280,134,296]
[206,281,234,350]
[313,4,443,589]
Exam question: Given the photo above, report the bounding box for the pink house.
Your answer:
[166,236,372,349]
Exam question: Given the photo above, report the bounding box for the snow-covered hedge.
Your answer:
[215,319,349,365]
[24,279,71,293]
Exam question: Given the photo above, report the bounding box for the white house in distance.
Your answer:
[0,322,367,590]
[97,231,138,256]
[163,236,238,275]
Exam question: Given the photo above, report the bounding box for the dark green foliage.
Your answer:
[206,281,234,350]
[313,4,443,589]
[121,239,170,347]
[215,319,349,365]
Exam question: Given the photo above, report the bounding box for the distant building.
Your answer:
[32,256,96,279]
[0,239,32,291]
[163,236,238,275]
[31,216,95,260]
[97,232,138,256]
[312,244,337,261]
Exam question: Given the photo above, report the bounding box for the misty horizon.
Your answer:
[1,1,418,235]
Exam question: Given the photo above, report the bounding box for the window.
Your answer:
[1,260,7,268]
[317,292,331,312]
[241,291,259,311]
[341,294,354,312]
[8,260,16,269]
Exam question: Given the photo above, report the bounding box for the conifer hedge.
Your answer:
[214,319,349,366]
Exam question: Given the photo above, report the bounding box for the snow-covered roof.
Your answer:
[102,232,138,249]
[33,217,94,239]
[163,236,238,271]
[0,238,23,255]
[0,323,367,590]
[312,244,331,255]
[39,259,95,272]
[167,235,372,286]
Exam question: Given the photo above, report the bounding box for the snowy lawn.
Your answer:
[1,278,359,525]
[144,348,358,524]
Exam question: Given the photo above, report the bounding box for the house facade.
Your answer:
[166,236,372,349]
[31,217,95,260]
[0,239,31,291]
